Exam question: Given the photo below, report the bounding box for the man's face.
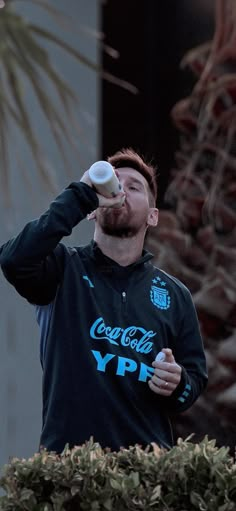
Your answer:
[95,167,157,237]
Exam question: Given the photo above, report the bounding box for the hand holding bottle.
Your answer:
[81,161,125,208]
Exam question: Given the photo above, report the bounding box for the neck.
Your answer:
[93,230,145,266]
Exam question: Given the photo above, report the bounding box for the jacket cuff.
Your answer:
[171,366,192,405]
[67,182,99,213]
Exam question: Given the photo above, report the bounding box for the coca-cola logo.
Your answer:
[90,317,156,354]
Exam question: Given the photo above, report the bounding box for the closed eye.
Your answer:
[129,185,140,191]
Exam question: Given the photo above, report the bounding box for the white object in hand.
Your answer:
[155,351,166,362]
[89,161,123,198]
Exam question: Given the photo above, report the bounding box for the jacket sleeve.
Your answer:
[162,289,208,414]
[0,182,98,305]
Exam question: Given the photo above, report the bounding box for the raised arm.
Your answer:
[0,182,99,305]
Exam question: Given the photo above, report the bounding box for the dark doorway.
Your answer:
[101,1,215,206]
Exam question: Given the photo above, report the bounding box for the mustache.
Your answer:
[102,201,129,214]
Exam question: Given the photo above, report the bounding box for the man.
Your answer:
[0,148,207,453]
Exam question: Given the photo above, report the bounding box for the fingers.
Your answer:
[151,367,180,386]
[162,348,175,363]
[97,191,125,208]
[148,377,174,396]
[149,358,182,396]
[80,171,126,208]
[152,360,181,374]
[80,169,92,187]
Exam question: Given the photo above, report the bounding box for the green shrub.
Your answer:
[0,437,236,510]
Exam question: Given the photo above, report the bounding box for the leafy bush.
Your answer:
[0,437,236,511]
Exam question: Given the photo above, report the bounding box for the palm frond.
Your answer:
[2,50,58,191]
[11,0,121,60]
[0,0,137,204]
[30,25,138,93]
[5,25,80,167]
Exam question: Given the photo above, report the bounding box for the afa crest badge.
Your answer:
[150,276,171,310]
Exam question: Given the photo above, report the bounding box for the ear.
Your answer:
[147,207,159,227]
[87,210,97,221]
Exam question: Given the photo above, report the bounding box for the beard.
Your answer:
[96,205,140,238]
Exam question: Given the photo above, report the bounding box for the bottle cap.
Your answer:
[88,160,123,199]
[88,161,114,185]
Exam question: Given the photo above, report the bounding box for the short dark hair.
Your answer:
[108,148,158,205]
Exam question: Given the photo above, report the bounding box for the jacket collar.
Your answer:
[84,240,153,269]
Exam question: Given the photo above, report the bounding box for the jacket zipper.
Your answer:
[122,291,126,303]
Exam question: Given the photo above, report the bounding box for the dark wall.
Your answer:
[102,0,215,206]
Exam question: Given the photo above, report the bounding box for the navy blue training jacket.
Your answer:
[0,182,208,452]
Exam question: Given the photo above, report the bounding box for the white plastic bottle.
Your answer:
[88,161,123,198]
[155,351,166,362]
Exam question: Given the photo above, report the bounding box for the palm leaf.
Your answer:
[11,0,121,60]
[6,26,80,170]
[2,51,58,190]
[0,0,137,204]
[30,24,139,93]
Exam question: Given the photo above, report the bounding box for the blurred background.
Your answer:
[102,0,215,204]
[1,0,235,470]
